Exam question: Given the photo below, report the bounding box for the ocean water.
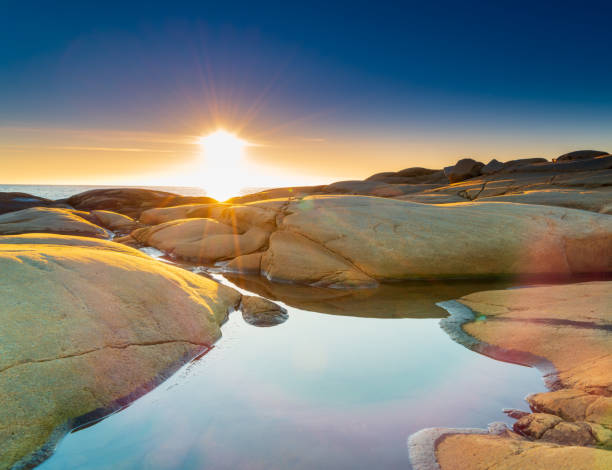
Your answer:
[0,184,210,200]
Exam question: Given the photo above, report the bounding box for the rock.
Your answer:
[139,203,221,225]
[481,159,504,174]
[261,230,377,287]
[477,188,612,213]
[459,282,612,397]
[90,210,140,233]
[240,295,288,327]
[444,158,485,183]
[556,150,609,162]
[514,413,563,439]
[65,188,217,219]
[0,192,67,216]
[0,234,241,469]
[131,218,270,263]
[255,196,612,284]
[0,207,109,238]
[498,157,548,172]
[432,281,612,467]
[365,168,447,184]
[140,203,278,231]
[225,252,263,273]
[503,409,530,420]
[527,389,612,426]
[435,433,612,470]
[539,421,597,446]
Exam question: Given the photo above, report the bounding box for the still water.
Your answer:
[38,278,545,470]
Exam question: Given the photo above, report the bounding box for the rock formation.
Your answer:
[0,234,241,469]
[418,281,612,470]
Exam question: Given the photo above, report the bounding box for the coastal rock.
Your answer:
[430,281,612,470]
[225,252,263,273]
[140,203,278,231]
[90,209,140,233]
[444,158,484,183]
[481,159,504,174]
[435,433,612,470]
[240,295,288,327]
[65,188,217,218]
[555,149,609,162]
[261,196,612,283]
[131,218,271,263]
[0,207,109,238]
[0,234,241,469]
[261,230,377,287]
[0,192,67,216]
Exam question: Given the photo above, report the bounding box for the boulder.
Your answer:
[0,192,67,216]
[0,207,109,238]
[65,188,217,219]
[255,196,612,284]
[365,168,446,184]
[240,295,288,327]
[481,159,504,175]
[0,234,241,469]
[140,203,278,231]
[131,218,270,263]
[444,158,484,183]
[556,150,609,162]
[90,210,140,233]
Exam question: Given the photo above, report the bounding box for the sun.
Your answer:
[199,130,248,163]
[198,129,250,201]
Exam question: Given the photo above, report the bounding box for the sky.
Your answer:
[2,1,612,194]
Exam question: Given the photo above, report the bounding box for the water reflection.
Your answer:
[38,278,545,470]
[223,274,513,318]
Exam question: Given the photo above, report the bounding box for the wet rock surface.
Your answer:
[240,295,288,327]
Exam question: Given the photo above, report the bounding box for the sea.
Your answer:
[0,184,266,200]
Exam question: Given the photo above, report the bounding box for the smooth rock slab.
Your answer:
[0,234,241,469]
[256,196,612,284]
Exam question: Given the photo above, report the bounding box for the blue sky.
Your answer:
[1,1,611,185]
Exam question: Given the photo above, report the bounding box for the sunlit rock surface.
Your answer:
[129,195,612,286]
[427,281,612,470]
[0,207,109,238]
[0,234,241,469]
[228,151,612,212]
[90,209,140,234]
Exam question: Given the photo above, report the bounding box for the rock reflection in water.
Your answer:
[223,274,513,319]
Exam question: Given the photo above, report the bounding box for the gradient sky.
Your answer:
[2,1,612,190]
